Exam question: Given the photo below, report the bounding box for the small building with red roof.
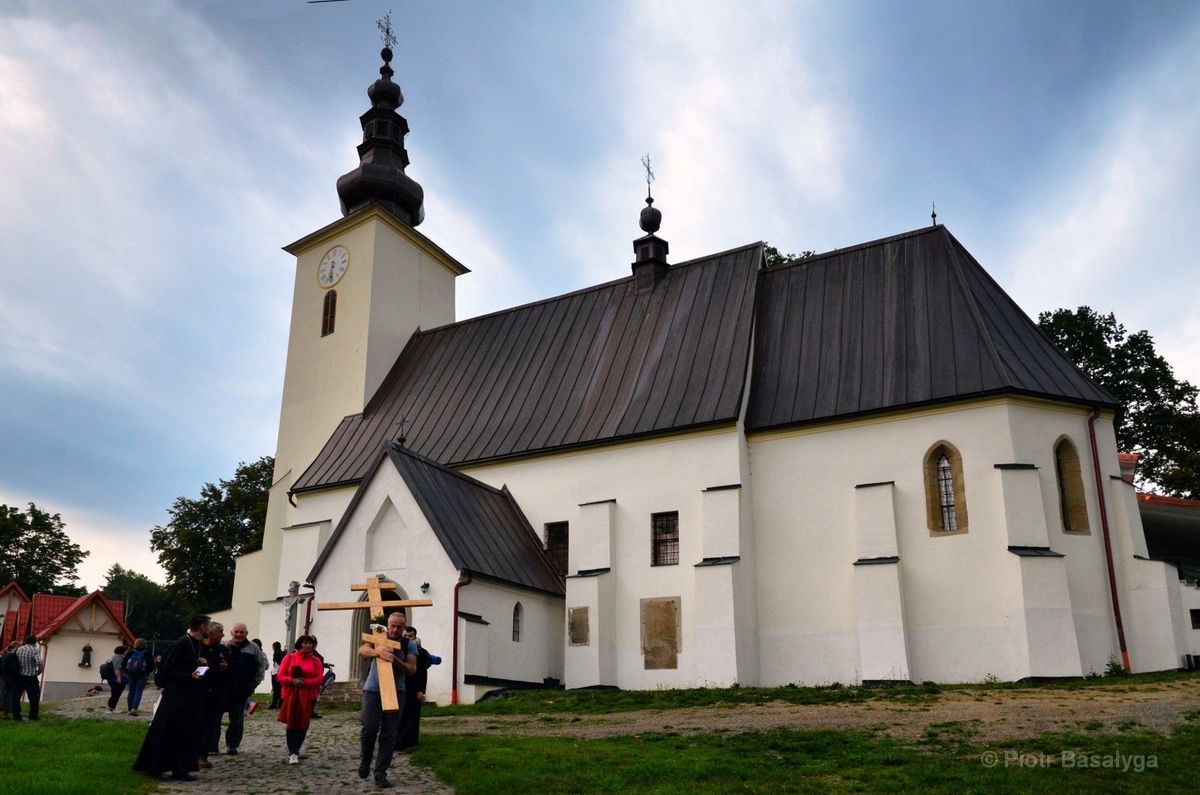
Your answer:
[0,582,135,702]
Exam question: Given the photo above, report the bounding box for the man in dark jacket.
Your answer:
[223,622,268,753]
[197,622,230,768]
[395,625,433,752]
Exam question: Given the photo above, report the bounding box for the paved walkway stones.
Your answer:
[49,695,454,794]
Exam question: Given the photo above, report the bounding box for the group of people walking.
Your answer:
[133,611,436,788]
[99,637,156,715]
[132,614,268,781]
[0,636,45,720]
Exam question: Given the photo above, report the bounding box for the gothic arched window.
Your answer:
[512,602,522,642]
[924,442,968,534]
[321,290,337,336]
[1054,437,1090,534]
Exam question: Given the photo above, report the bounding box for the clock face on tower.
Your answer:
[318,246,349,288]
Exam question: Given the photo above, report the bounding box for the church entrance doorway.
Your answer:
[353,585,409,682]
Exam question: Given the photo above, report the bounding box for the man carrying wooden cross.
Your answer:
[358,611,416,789]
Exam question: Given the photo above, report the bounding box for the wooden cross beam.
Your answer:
[316,577,432,711]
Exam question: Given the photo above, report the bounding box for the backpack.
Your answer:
[99,659,114,679]
[126,649,147,676]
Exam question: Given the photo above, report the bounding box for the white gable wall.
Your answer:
[309,464,459,699]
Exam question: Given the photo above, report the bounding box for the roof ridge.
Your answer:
[387,442,505,496]
[411,241,765,338]
[767,225,944,273]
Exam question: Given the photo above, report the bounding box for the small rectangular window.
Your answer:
[1191,609,1200,630]
[651,512,679,566]
[545,521,569,577]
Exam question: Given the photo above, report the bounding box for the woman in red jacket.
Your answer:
[277,635,323,764]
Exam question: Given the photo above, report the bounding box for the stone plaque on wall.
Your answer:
[640,596,681,669]
[568,606,590,646]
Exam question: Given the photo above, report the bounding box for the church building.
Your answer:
[212,45,1194,704]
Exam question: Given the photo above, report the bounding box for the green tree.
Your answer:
[1037,307,1200,498]
[102,563,191,641]
[150,456,273,612]
[0,503,88,595]
[763,244,815,269]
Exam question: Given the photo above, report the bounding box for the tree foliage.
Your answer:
[0,503,88,595]
[763,245,815,269]
[150,456,273,612]
[1037,306,1200,498]
[102,563,191,641]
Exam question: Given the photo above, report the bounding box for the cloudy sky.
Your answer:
[1,0,1197,591]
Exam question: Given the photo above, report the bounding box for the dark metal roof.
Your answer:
[309,443,563,595]
[292,243,762,492]
[746,226,1116,431]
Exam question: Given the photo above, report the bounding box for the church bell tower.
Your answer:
[241,40,469,622]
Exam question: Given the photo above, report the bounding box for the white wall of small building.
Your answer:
[41,630,125,702]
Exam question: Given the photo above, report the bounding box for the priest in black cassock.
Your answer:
[133,614,210,781]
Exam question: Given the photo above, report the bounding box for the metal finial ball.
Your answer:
[381,47,393,64]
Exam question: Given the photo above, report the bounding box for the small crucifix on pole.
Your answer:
[317,576,432,711]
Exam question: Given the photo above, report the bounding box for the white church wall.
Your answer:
[1004,403,1121,675]
[1178,580,1200,658]
[457,579,564,688]
[1107,477,1188,671]
[464,428,746,690]
[366,219,458,406]
[747,398,1113,686]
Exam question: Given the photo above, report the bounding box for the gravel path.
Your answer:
[421,676,1200,742]
[48,698,453,794]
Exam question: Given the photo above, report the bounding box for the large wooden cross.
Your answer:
[317,576,432,711]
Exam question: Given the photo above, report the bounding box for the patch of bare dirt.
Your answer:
[423,678,1200,742]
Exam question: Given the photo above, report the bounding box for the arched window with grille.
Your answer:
[321,290,337,336]
[512,602,522,642]
[924,442,968,534]
[1054,437,1090,534]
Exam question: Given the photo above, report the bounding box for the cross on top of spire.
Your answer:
[377,11,397,51]
[641,153,655,201]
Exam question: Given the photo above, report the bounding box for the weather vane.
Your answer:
[377,10,397,50]
[641,154,655,200]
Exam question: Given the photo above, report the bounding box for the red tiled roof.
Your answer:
[1138,493,1200,510]
[15,603,31,642]
[2,609,20,646]
[0,581,30,604]
[34,590,135,644]
[31,594,78,634]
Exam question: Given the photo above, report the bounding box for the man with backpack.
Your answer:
[101,645,127,713]
[124,638,155,715]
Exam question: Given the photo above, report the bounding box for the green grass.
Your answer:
[0,714,158,794]
[411,721,1200,793]
[424,670,1200,717]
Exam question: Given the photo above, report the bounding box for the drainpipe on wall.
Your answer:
[451,572,472,705]
[1088,408,1131,671]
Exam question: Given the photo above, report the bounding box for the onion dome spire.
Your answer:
[336,29,425,226]
[632,155,669,290]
